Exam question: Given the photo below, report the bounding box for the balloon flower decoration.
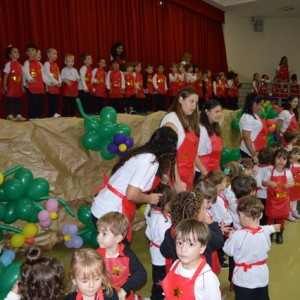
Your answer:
[220,147,242,170]
[61,224,83,249]
[76,98,134,160]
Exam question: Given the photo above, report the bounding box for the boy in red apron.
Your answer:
[133,62,145,113]
[96,212,147,300]
[143,64,154,113]
[161,219,221,300]
[153,63,167,111]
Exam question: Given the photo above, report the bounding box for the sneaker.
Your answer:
[53,113,61,118]
[16,114,27,121]
[6,114,16,121]
[292,211,300,219]
[221,262,229,269]
[286,215,296,222]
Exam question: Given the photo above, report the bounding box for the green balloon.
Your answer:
[0,262,21,293]
[81,131,102,151]
[267,109,279,119]
[3,179,25,201]
[28,209,39,223]
[229,148,242,162]
[98,121,115,139]
[90,230,99,248]
[100,106,117,123]
[265,105,272,113]
[99,139,117,160]
[2,202,17,224]
[231,118,240,130]
[0,230,3,241]
[15,198,35,220]
[83,117,101,132]
[267,134,276,147]
[77,205,91,225]
[114,123,131,136]
[236,109,243,118]
[0,202,6,221]
[0,187,9,202]
[14,168,34,189]
[26,178,49,200]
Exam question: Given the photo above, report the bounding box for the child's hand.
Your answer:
[252,168,258,176]
[117,288,127,300]
[57,83,62,88]
[273,224,281,232]
[29,79,36,83]
[148,193,162,205]
[202,214,213,225]
[268,181,277,188]
[220,222,232,233]
[174,180,187,193]
[84,89,89,93]
[283,182,294,189]
[66,80,72,86]
[11,281,19,294]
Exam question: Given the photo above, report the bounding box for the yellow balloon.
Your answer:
[11,233,25,248]
[0,173,4,184]
[22,223,38,238]
[64,235,71,241]
[139,204,147,214]
[50,212,58,220]
[119,143,127,152]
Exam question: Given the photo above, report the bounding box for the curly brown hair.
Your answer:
[170,191,204,226]
[19,247,64,300]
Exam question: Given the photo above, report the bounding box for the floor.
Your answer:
[14,215,300,299]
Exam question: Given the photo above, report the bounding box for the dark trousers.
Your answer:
[240,149,252,158]
[47,93,59,117]
[234,284,270,300]
[7,97,21,115]
[79,90,91,114]
[145,93,153,112]
[109,98,124,113]
[92,96,104,115]
[155,93,165,111]
[150,265,165,300]
[62,96,77,116]
[26,89,44,119]
[259,198,268,225]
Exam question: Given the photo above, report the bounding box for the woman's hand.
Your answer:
[174,179,187,193]
[268,181,277,188]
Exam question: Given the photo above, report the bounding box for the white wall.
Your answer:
[224,14,300,82]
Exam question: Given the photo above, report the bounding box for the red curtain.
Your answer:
[0,0,227,115]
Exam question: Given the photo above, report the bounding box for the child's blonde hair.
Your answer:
[238,158,254,170]
[97,212,129,238]
[69,248,113,296]
[224,161,243,185]
[65,53,74,61]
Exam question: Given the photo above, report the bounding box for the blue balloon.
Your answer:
[114,133,126,144]
[67,224,78,236]
[64,240,73,248]
[61,224,69,236]
[108,143,118,154]
[71,236,84,248]
[124,136,134,148]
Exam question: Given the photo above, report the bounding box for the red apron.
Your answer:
[47,62,60,94]
[205,78,213,101]
[253,115,267,152]
[176,129,199,191]
[198,133,223,172]
[75,289,104,300]
[125,73,136,97]
[109,71,123,98]
[94,68,107,98]
[290,163,300,201]
[178,74,186,91]
[259,81,268,95]
[282,112,298,145]
[27,60,45,94]
[97,244,133,300]
[135,73,145,98]
[266,168,290,218]
[61,80,78,97]
[161,256,207,300]
[7,61,23,98]
[290,81,299,97]
[156,73,167,95]
[85,66,94,93]
[277,65,289,81]
[146,74,154,95]
[169,74,179,97]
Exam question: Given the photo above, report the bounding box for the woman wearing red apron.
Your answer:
[161,87,206,192]
[276,56,289,99]
[263,149,294,244]
[196,99,223,180]
[91,127,177,242]
[239,94,267,162]
[289,147,300,219]
[276,96,299,145]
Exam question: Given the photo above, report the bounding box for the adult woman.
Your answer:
[160,87,206,192]
[276,95,299,144]
[91,127,177,242]
[276,56,289,82]
[196,99,223,179]
[239,93,267,162]
[110,42,126,70]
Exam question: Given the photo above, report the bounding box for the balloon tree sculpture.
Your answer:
[76,98,134,160]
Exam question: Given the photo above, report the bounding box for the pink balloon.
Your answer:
[46,199,59,212]
[38,210,50,222]
[39,219,52,227]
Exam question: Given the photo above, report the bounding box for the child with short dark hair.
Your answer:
[153,63,167,111]
[96,212,147,300]
[123,62,136,114]
[223,195,281,300]
[168,63,179,104]
[133,61,145,113]
[161,219,221,300]
[283,131,298,152]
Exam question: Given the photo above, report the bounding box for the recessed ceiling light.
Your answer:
[278,6,295,12]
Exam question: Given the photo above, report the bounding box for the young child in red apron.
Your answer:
[289,147,300,219]
[263,149,294,244]
[96,212,146,300]
[66,248,118,300]
[161,219,221,300]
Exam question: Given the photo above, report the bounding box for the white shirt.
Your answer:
[78,65,90,91]
[255,165,272,199]
[23,59,49,87]
[197,125,212,156]
[61,66,80,82]
[4,291,21,300]
[186,72,197,84]
[223,226,275,288]
[91,153,159,218]
[153,73,168,92]
[210,194,232,225]
[263,168,293,182]
[170,259,221,300]
[43,61,62,91]
[222,186,241,229]
[92,68,107,84]
[239,113,263,156]
[278,110,295,133]
[105,70,125,90]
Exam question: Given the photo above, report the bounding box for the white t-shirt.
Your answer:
[170,260,221,300]
[145,209,171,266]
[160,112,185,149]
[61,67,80,82]
[210,194,232,225]
[223,225,275,288]
[43,61,62,92]
[263,168,293,182]
[222,186,241,229]
[255,165,272,199]
[197,125,212,156]
[239,113,263,156]
[278,110,295,133]
[91,153,159,218]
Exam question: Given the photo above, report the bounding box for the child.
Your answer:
[283,131,298,152]
[251,73,259,94]
[23,44,46,119]
[5,247,64,300]
[78,53,94,114]
[185,63,197,89]
[177,63,186,92]
[96,212,147,300]
[290,73,299,97]
[145,183,176,300]
[195,71,206,109]
[180,52,192,65]
[204,70,213,101]
[92,58,107,114]
[262,149,294,244]
[123,62,136,114]
[153,63,167,111]
[106,60,125,113]
[238,158,256,177]
[133,61,145,114]
[2,45,26,121]
[66,248,118,300]
[288,146,300,219]
[44,48,61,118]
[259,74,270,96]
[223,195,280,300]
[227,72,241,110]
[161,219,221,300]
[61,54,80,117]
[254,147,273,225]
[214,72,228,108]
[143,64,154,113]
[168,63,179,104]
